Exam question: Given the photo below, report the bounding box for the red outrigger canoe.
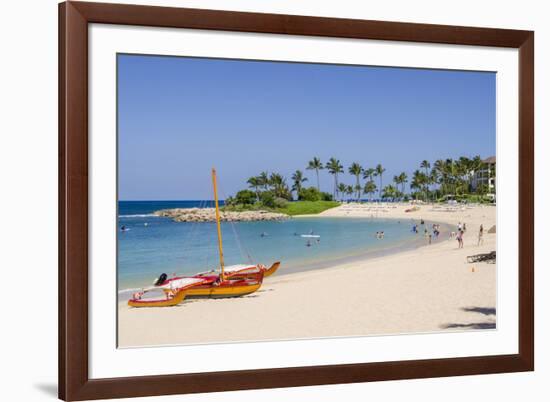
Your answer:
[128,169,281,308]
[128,262,281,307]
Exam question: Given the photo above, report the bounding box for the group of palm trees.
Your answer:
[306,157,392,201]
[244,155,493,203]
[411,156,494,201]
[246,171,293,200]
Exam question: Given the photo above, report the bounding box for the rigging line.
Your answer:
[179,198,210,273]
[229,219,253,264]
[217,180,254,263]
[203,197,216,271]
[178,198,202,253]
[201,197,218,271]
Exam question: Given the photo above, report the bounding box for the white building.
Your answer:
[472,156,496,192]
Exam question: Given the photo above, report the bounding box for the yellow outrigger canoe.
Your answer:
[128,169,280,308]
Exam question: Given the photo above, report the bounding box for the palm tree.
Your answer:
[393,175,402,199]
[374,164,386,200]
[337,183,348,201]
[382,184,397,200]
[306,157,324,191]
[398,172,408,197]
[469,155,483,191]
[420,160,431,201]
[346,185,354,201]
[433,159,446,196]
[348,162,363,201]
[411,170,428,200]
[420,160,431,176]
[354,184,362,201]
[445,158,459,195]
[246,176,261,201]
[364,181,377,201]
[393,175,401,197]
[291,170,308,199]
[455,157,472,195]
[326,158,344,199]
[269,173,290,199]
[258,171,269,191]
[429,169,439,200]
[363,167,376,182]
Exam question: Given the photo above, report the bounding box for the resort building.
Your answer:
[472,156,496,193]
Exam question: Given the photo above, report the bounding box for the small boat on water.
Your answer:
[128,168,280,308]
[300,234,320,238]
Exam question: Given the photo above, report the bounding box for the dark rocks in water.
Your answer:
[153,208,288,223]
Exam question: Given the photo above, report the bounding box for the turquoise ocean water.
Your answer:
[118,201,447,294]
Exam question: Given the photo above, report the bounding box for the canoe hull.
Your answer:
[263,261,280,277]
[128,289,187,308]
[186,282,261,298]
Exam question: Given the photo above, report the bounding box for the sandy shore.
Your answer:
[118,203,496,347]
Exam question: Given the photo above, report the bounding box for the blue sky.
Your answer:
[118,54,496,200]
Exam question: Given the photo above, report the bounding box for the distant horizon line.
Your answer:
[119,199,222,202]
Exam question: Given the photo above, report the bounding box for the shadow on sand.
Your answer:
[441,306,496,330]
[441,322,496,330]
[461,307,496,316]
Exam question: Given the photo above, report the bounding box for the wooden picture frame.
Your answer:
[59,1,534,400]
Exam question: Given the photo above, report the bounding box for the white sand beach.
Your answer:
[118,203,496,347]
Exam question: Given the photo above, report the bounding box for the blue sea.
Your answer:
[118,201,446,294]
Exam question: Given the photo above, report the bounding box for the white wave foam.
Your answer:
[118,214,156,218]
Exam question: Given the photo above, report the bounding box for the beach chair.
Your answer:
[467,251,496,264]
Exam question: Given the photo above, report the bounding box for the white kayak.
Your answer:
[300,234,320,238]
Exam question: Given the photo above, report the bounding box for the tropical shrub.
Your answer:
[273,197,289,208]
[223,196,235,206]
[476,184,490,195]
[298,186,322,202]
[234,189,257,205]
[260,191,276,208]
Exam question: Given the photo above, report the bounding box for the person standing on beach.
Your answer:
[457,229,464,248]
[478,224,484,246]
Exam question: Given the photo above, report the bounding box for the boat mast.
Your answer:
[212,168,225,280]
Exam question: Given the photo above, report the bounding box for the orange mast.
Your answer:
[212,168,225,280]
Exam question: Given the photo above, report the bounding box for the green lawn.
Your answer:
[275,201,340,216]
[222,200,340,216]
